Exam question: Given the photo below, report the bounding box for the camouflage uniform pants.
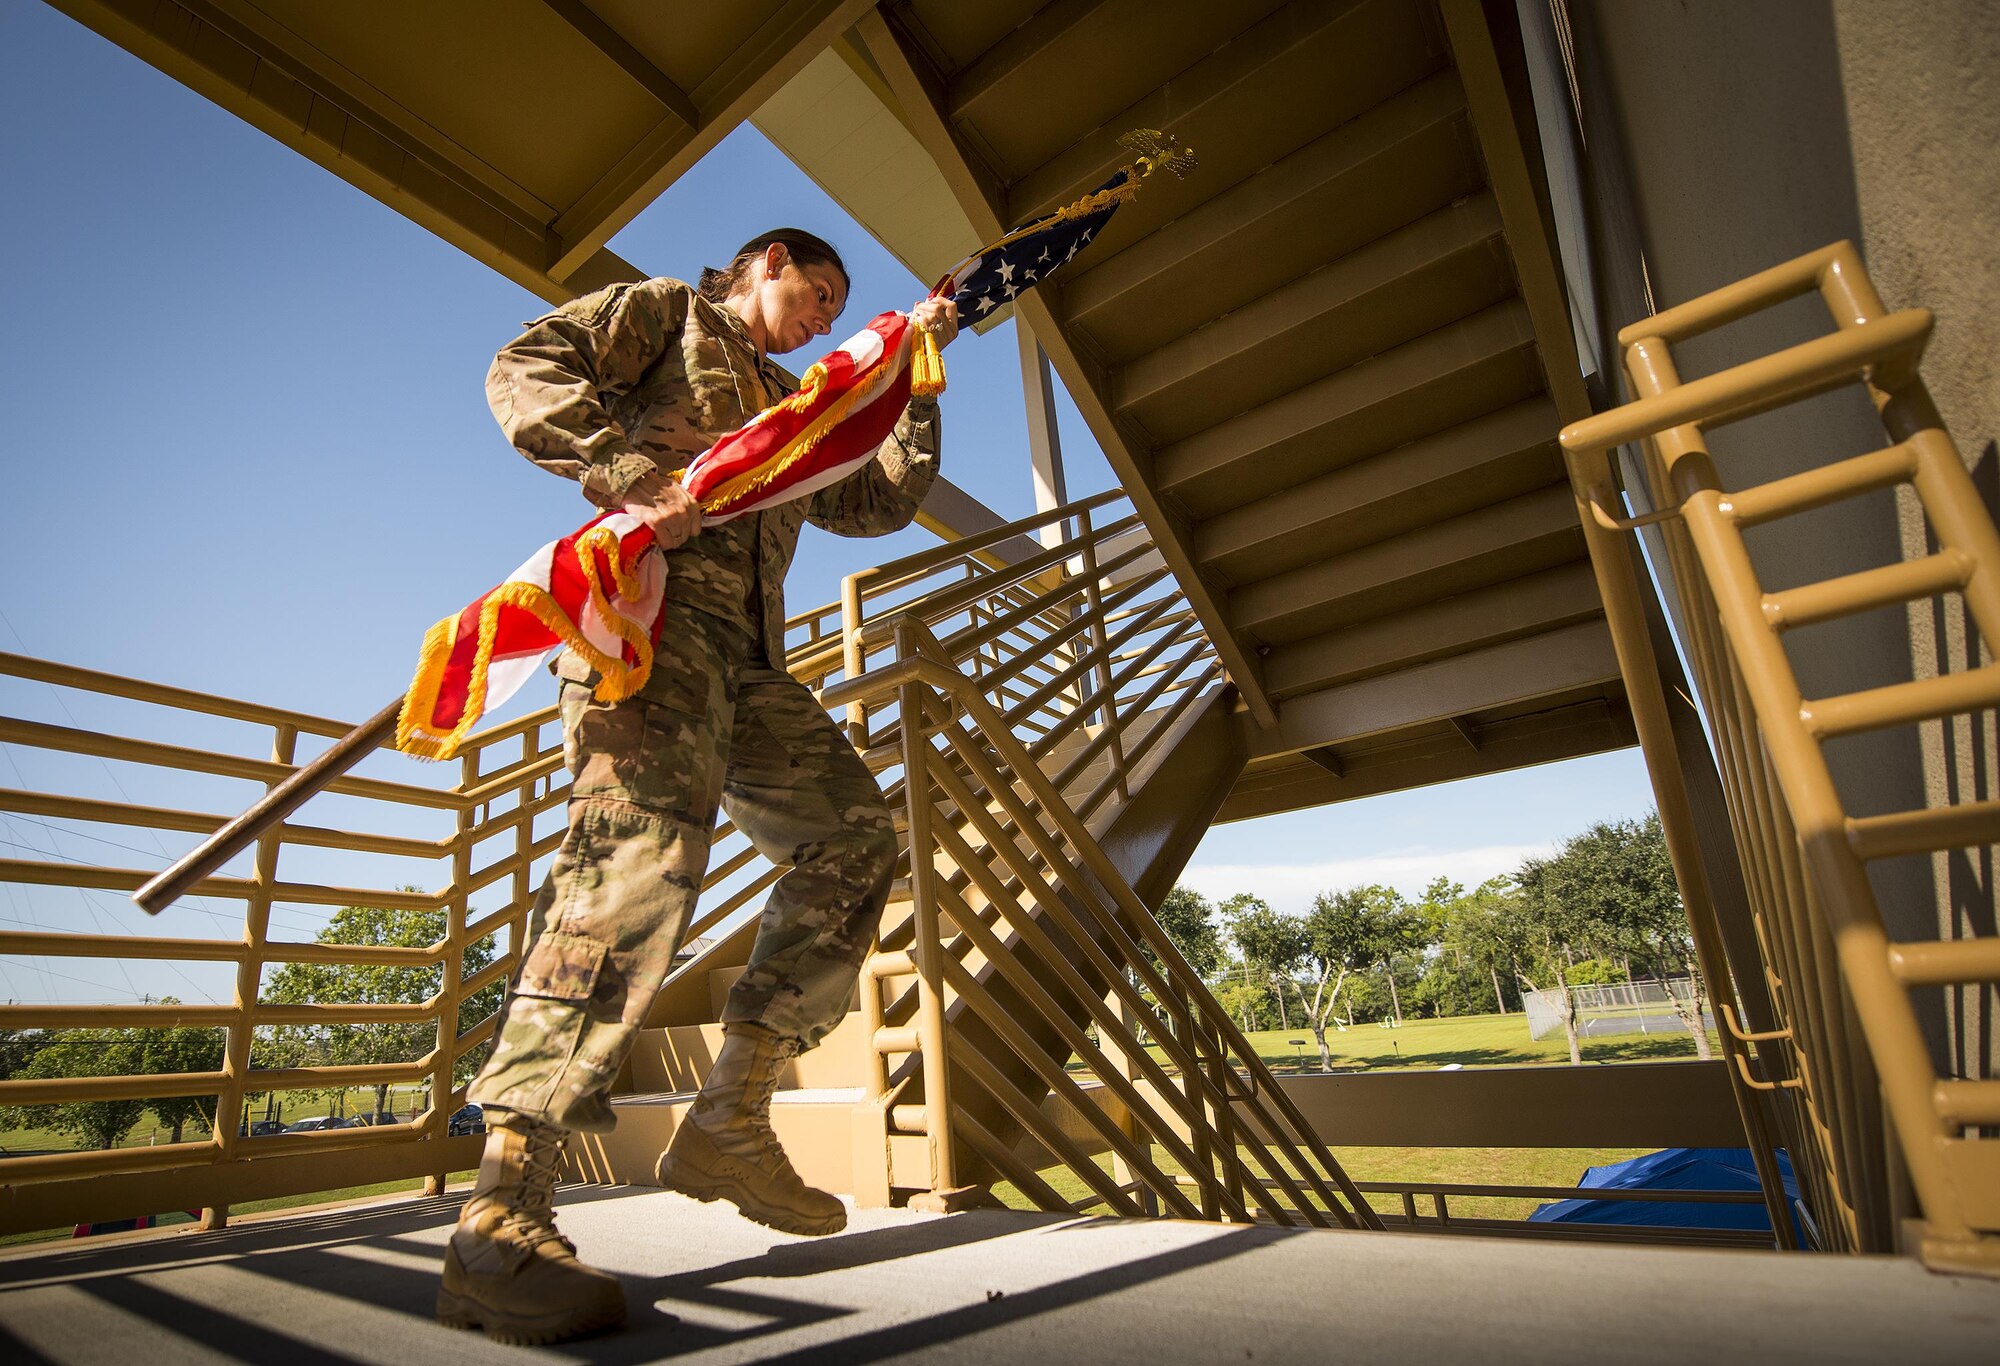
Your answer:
[468,603,897,1133]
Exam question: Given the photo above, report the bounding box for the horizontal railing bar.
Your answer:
[0,928,247,962]
[465,903,523,942]
[847,489,1127,591]
[444,704,560,753]
[0,1138,225,1184]
[0,650,356,738]
[261,939,440,966]
[940,542,1156,663]
[223,1118,434,1157]
[1043,630,1203,779]
[0,1069,229,1106]
[0,1001,237,1027]
[466,829,564,896]
[1847,800,2000,861]
[0,716,461,811]
[1724,442,1920,528]
[246,1058,438,1091]
[1763,550,1972,632]
[1561,308,1932,455]
[453,1012,501,1060]
[1006,594,1182,724]
[1934,1079,2000,1126]
[1075,667,1222,823]
[457,753,566,808]
[251,999,441,1024]
[700,840,763,893]
[859,515,1144,648]
[0,789,440,860]
[979,572,1174,700]
[0,858,445,914]
[1802,663,2000,738]
[1886,938,2000,986]
[459,791,568,857]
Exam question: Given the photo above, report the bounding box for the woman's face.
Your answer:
[751,245,847,355]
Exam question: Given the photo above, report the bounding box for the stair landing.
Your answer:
[2,1185,1995,1364]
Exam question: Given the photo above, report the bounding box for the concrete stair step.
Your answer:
[565,1087,871,1192]
[622,1010,877,1094]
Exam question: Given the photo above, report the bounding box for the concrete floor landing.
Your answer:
[1,1187,1997,1364]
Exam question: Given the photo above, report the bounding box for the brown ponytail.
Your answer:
[696,228,848,304]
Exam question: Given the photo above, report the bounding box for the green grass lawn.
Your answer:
[1003,1011,1722,1220]
[0,1083,441,1158]
[991,1144,1653,1222]
[1211,1010,1720,1073]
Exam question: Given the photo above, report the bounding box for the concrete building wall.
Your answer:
[1567,0,1998,1077]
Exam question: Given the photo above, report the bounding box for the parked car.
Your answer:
[447,1103,485,1136]
[282,1116,345,1132]
[238,1120,286,1137]
[350,1112,400,1127]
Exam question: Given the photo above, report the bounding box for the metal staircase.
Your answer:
[567,491,1378,1227]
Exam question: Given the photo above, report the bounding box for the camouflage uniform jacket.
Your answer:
[486,276,940,664]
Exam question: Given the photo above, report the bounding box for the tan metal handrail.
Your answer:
[0,489,1195,1236]
[811,532,1384,1232]
[1562,241,2000,1276]
[0,623,853,1235]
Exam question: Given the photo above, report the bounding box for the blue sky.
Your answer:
[0,3,1656,1004]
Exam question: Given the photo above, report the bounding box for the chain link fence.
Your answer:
[1521,977,1712,1042]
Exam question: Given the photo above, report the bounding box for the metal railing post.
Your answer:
[895,621,957,1193]
[202,722,296,1231]
[426,748,477,1195]
[1073,509,1129,802]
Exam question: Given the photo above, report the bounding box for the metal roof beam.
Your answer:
[47,0,634,306]
[945,0,1113,122]
[1231,482,1583,643]
[1195,397,1561,583]
[1005,0,1442,224]
[545,0,875,283]
[1155,299,1541,512]
[1245,619,1622,761]
[1111,191,1508,428]
[538,0,701,131]
[1061,69,1473,343]
[853,5,1279,726]
[1265,562,1604,699]
[1217,693,1631,819]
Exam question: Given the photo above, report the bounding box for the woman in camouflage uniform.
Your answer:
[439,229,958,1345]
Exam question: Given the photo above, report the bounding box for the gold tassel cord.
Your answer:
[910,325,946,397]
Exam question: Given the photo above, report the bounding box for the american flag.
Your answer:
[934,168,1133,323]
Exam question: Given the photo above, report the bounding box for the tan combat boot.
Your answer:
[655,1020,847,1236]
[437,1113,626,1344]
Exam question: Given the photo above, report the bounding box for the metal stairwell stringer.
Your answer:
[824,610,1382,1230]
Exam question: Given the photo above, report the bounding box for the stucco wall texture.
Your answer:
[1577,0,1997,1079]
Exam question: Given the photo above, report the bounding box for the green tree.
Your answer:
[140,1005,227,1143]
[1292,886,1407,1066]
[1149,885,1225,981]
[261,901,502,1118]
[1225,895,1307,1032]
[15,1029,148,1149]
[1436,876,1533,1017]
[1524,812,1709,1058]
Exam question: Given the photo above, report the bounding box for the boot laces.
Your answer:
[500,1124,575,1255]
[740,1038,798,1166]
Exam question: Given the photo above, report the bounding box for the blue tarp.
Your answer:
[1529,1146,1802,1238]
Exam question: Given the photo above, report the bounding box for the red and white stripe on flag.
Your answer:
[395,309,917,760]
